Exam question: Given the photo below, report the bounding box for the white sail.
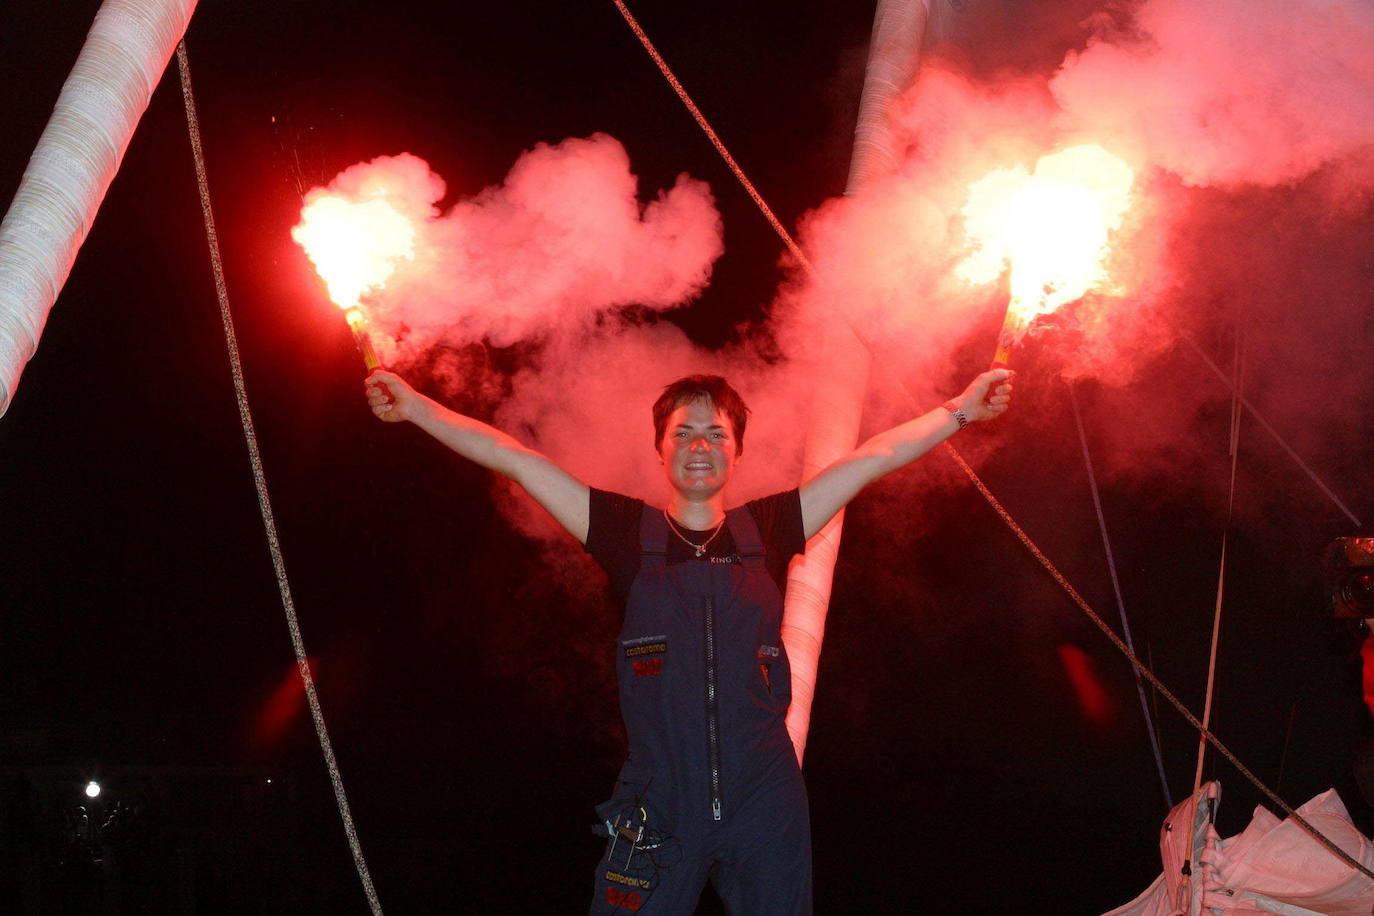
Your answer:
[1107,782,1374,916]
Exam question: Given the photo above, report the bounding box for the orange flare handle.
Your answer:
[353,327,381,371]
[990,303,1022,370]
[344,307,382,372]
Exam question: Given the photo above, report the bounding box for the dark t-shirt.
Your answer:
[584,488,806,605]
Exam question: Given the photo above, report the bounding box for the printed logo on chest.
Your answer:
[622,635,667,677]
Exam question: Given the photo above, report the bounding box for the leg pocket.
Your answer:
[590,788,686,914]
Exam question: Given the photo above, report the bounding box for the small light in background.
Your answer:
[84,780,101,799]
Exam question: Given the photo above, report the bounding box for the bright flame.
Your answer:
[958,144,1134,340]
[291,193,417,310]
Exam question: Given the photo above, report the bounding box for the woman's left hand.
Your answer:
[954,368,1014,422]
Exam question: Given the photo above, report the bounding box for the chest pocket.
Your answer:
[623,635,668,679]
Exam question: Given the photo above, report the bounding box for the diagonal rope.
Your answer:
[609,0,813,274]
[1069,380,1172,810]
[175,43,383,915]
[1183,333,1361,528]
[609,0,1374,881]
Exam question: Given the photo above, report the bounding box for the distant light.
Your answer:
[85,781,101,799]
[265,778,273,785]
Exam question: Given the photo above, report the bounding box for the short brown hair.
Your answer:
[652,375,750,455]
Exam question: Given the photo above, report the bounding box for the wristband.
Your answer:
[942,400,968,430]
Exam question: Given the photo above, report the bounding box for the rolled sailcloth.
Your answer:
[0,0,198,417]
[845,0,930,195]
[782,0,929,763]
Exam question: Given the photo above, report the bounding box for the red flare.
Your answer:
[956,145,1135,368]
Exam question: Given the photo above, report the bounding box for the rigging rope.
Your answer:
[1069,381,1172,810]
[609,0,812,274]
[1183,333,1361,528]
[175,43,383,915]
[1187,326,1248,893]
[609,0,1374,881]
[1193,328,1247,795]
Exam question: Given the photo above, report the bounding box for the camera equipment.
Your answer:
[1322,531,1374,618]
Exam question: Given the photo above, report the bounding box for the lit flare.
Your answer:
[956,145,1135,368]
[291,192,417,370]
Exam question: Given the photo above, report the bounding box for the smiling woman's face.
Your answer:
[658,398,740,502]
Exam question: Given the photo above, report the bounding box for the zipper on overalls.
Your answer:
[704,595,722,821]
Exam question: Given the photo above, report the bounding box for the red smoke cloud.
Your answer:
[304,134,724,358]
[1052,0,1374,188]
[497,323,810,502]
[762,65,1067,444]
[481,320,815,553]
[777,0,1374,420]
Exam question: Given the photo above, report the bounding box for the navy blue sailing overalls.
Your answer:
[590,504,812,914]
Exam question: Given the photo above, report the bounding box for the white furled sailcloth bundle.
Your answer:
[1106,781,1374,916]
[0,0,198,417]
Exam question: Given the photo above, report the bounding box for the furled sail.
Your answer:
[0,0,198,416]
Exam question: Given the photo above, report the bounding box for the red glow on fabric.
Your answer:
[1360,634,1374,720]
[1057,643,1114,728]
[251,658,317,750]
[632,658,662,678]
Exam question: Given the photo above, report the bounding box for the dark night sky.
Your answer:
[3,1,1373,912]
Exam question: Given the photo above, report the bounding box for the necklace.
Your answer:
[664,508,727,558]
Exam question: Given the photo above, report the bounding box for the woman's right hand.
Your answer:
[365,369,422,423]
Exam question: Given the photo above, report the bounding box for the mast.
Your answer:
[782,0,931,761]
